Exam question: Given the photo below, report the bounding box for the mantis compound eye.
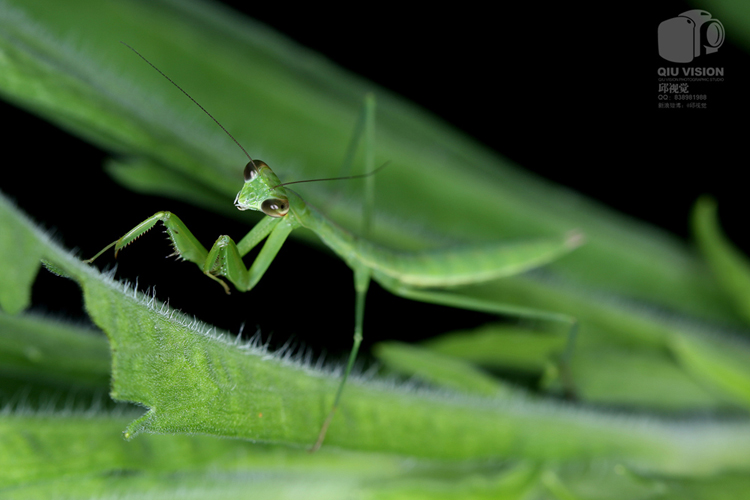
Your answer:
[243,159,268,182]
[243,161,257,182]
[261,198,289,217]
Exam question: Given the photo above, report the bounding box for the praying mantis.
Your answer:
[88,45,583,451]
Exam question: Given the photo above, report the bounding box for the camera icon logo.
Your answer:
[658,10,724,63]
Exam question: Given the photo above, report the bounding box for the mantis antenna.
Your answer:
[119,42,258,170]
[121,41,387,187]
[273,161,390,188]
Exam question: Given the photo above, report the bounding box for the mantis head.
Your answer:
[234,160,290,217]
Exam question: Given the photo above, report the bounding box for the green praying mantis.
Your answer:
[87,44,583,451]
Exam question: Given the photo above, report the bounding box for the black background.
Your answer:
[2,1,748,362]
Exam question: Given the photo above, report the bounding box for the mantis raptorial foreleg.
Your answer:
[87,211,296,295]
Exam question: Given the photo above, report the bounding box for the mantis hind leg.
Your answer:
[377,277,579,399]
[325,93,377,236]
[362,93,376,237]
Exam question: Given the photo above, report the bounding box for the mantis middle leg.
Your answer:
[310,94,377,451]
